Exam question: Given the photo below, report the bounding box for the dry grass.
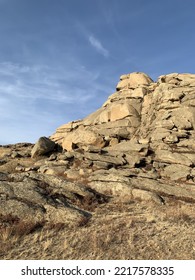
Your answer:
[1,198,195,260]
[0,214,46,258]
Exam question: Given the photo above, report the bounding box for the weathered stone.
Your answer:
[64,170,80,180]
[151,128,171,142]
[116,72,153,90]
[131,87,147,98]
[84,146,103,153]
[31,137,55,158]
[109,102,140,122]
[138,138,150,144]
[15,165,25,172]
[92,161,112,169]
[130,177,195,202]
[171,108,193,130]
[107,140,148,156]
[136,169,160,180]
[62,129,105,151]
[124,153,143,167]
[82,152,126,166]
[155,119,175,130]
[155,149,192,166]
[177,138,195,148]
[89,171,131,184]
[44,166,67,175]
[89,180,132,197]
[109,138,119,146]
[59,151,75,160]
[132,189,164,204]
[50,120,82,143]
[161,164,191,181]
[33,159,47,167]
[79,168,93,176]
[164,134,179,144]
[0,172,109,226]
[98,119,132,130]
[95,126,130,139]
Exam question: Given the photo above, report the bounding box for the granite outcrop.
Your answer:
[1,71,195,228]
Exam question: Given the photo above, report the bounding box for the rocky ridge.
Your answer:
[1,71,195,230]
[50,72,195,200]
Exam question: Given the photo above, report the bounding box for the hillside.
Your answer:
[1,72,195,259]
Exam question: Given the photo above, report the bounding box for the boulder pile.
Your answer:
[50,72,195,199]
[1,71,195,227]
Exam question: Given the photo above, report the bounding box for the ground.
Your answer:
[1,197,195,260]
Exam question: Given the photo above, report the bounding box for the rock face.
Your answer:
[2,71,195,229]
[50,71,195,200]
[0,172,105,226]
[51,72,152,150]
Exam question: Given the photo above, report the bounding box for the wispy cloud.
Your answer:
[0,60,113,144]
[89,35,109,57]
[0,61,101,102]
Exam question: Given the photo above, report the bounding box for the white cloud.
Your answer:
[89,35,109,57]
[0,62,101,102]
[0,61,113,144]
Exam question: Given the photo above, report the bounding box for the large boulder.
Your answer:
[62,128,105,151]
[116,72,153,90]
[31,137,56,158]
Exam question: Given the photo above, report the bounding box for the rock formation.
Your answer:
[51,72,195,195]
[1,71,195,230]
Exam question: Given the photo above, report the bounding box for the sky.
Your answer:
[0,0,195,144]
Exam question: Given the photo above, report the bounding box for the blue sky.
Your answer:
[0,0,195,144]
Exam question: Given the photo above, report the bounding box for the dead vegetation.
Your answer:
[1,197,195,260]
